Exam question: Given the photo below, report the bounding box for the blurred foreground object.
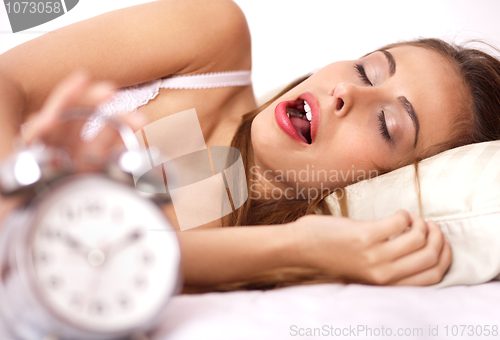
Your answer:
[0,113,181,340]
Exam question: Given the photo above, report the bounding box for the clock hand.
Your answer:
[105,228,144,260]
[58,231,93,258]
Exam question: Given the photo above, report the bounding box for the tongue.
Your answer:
[290,116,311,143]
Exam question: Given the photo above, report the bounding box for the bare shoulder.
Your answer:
[154,0,252,74]
[0,0,251,116]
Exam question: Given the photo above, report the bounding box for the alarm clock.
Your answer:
[0,115,181,340]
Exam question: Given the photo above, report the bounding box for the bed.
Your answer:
[153,282,500,340]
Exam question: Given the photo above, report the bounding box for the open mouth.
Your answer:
[286,98,312,144]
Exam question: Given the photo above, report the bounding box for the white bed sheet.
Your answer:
[1,282,498,339]
[153,282,500,340]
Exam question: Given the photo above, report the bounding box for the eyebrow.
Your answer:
[378,49,396,76]
[398,96,420,147]
[378,49,419,147]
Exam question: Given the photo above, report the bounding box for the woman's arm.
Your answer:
[179,212,452,290]
[0,0,251,119]
[178,224,298,286]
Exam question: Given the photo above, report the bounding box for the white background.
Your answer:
[1,0,500,99]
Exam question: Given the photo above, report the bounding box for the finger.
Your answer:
[76,81,116,108]
[38,70,90,121]
[25,72,115,143]
[23,71,90,143]
[371,209,412,241]
[391,234,452,286]
[25,77,115,145]
[378,220,445,282]
[371,214,428,261]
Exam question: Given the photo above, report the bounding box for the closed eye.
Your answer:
[378,110,392,142]
[355,63,373,86]
[355,63,392,144]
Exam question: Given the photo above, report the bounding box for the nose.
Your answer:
[331,82,378,118]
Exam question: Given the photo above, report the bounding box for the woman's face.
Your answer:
[251,45,469,191]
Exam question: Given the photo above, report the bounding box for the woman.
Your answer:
[0,0,499,292]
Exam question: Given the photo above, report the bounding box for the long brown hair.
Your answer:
[185,38,500,293]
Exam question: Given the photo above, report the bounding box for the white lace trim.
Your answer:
[160,70,252,89]
[80,71,251,141]
[81,79,162,141]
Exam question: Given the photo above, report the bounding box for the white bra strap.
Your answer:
[159,70,252,89]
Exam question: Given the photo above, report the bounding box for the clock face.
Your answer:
[28,176,180,333]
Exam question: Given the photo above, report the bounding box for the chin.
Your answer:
[250,120,273,166]
[250,105,305,178]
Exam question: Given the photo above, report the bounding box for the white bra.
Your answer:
[81,70,252,140]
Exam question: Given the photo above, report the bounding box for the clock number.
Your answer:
[117,294,131,310]
[35,251,50,265]
[134,275,149,291]
[84,199,105,218]
[60,204,81,222]
[89,300,107,316]
[60,200,106,222]
[140,250,156,268]
[47,275,62,290]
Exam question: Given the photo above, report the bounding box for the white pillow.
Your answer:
[325,140,500,287]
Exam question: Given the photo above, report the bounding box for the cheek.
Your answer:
[325,126,388,172]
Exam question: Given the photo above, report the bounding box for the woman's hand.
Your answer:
[0,70,147,222]
[292,210,452,286]
[22,70,147,171]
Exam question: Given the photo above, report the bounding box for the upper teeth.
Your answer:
[304,101,312,122]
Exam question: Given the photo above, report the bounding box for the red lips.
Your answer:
[274,92,319,144]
